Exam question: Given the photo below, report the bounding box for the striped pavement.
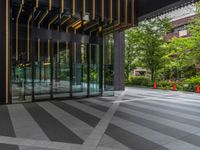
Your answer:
[0,87,200,149]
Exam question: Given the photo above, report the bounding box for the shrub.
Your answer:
[182,76,200,92]
[129,76,152,87]
[157,81,172,90]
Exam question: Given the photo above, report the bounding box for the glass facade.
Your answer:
[10,1,115,103]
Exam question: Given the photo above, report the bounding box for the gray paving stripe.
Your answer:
[149,99,200,110]
[97,134,131,150]
[0,106,16,137]
[119,106,200,134]
[83,98,112,108]
[0,143,19,150]
[19,146,54,150]
[77,100,109,112]
[0,136,125,150]
[23,103,83,144]
[115,110,200,147]
[8,104,49,140]
[66,97,171,149]
[94,97,115,102]
[122,100,200,121]
[154,139,200,150]
[37,102,93,140]
[148,98,200,108]
[125,94,146,99]
[0,136,81,150]
[131,100,200,117]
[66,93,135,149]
[111,116,200,150]
[63,100,105,118]
[105,124,169,150]
[52,101,100,127]
[64,96,200,147]
[121,102,200,128]
[48,101,126,149]
[80,91,126,149]
[179,99,200,103]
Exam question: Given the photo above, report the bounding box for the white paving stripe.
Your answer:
[0,136,80,150]
[37,102,92,140]
[97,134,131,150]
[122,101,200,122]
[111,117,200,150]
[70,98,200,150]
[133,99,200,114]
[66,93,200,136]
[8,104,49,140]
[80,96,200,125]
[63,101,105,118]
[157,139,200,150]
[118,106,200,135]
[62,100,130,150]
[143,98,200,108]
[83,98,111,107]
[80,91,127,150]
[0,136,123,150]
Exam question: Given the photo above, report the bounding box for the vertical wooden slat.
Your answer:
[101,0,104,22]
[57,26,60,61]
[6,0,9,103]
[118,0,120,24]
[72,0,75,16]
[132,0,135,25]
[16,0,24,61]
[125,0,128,24]
[82,0,85,17]
[49,0,52,11]
[92,0,95,20]
[61,0,64,13]
[110,0,113,24]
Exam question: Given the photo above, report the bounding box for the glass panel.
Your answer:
[89,44,100,96]
[34,39,51,100]
[72,43,88,97]
[53,41,70,98]
[103,34,114,96]
[11,24,32,103]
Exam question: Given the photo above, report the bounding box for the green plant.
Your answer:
[182,76,200,91]
[157,81,172,90]
[129,76,153,87]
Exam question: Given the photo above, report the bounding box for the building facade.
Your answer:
[0,0,135,104]
[0,0,197,104]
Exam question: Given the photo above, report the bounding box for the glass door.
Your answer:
[72,43,88,97]
[103,34,114,96]
[11,24,32,103]
[89,44,100,96]
[33,38,52,100]
[52,41,70,98]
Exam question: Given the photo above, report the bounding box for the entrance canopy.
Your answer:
[136,0,198,21]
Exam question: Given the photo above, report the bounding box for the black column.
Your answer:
[0,0,10,104]
[114,31,125,91]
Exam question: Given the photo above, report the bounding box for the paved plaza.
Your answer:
[1,87,200,150]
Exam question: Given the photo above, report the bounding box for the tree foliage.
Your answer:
[125,18,171,81]
[164,2,200,79]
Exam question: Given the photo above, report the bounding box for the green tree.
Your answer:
[165,2,200,79]
[188,3,200,65]
[125,29,141,80]
[131,18,171,81]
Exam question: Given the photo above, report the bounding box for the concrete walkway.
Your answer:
[1,87,200,150]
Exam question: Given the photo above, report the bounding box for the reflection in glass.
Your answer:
[103,34,114,96]
[72,43,88,97]
[53,42,70,98]
[89,44,100,96]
